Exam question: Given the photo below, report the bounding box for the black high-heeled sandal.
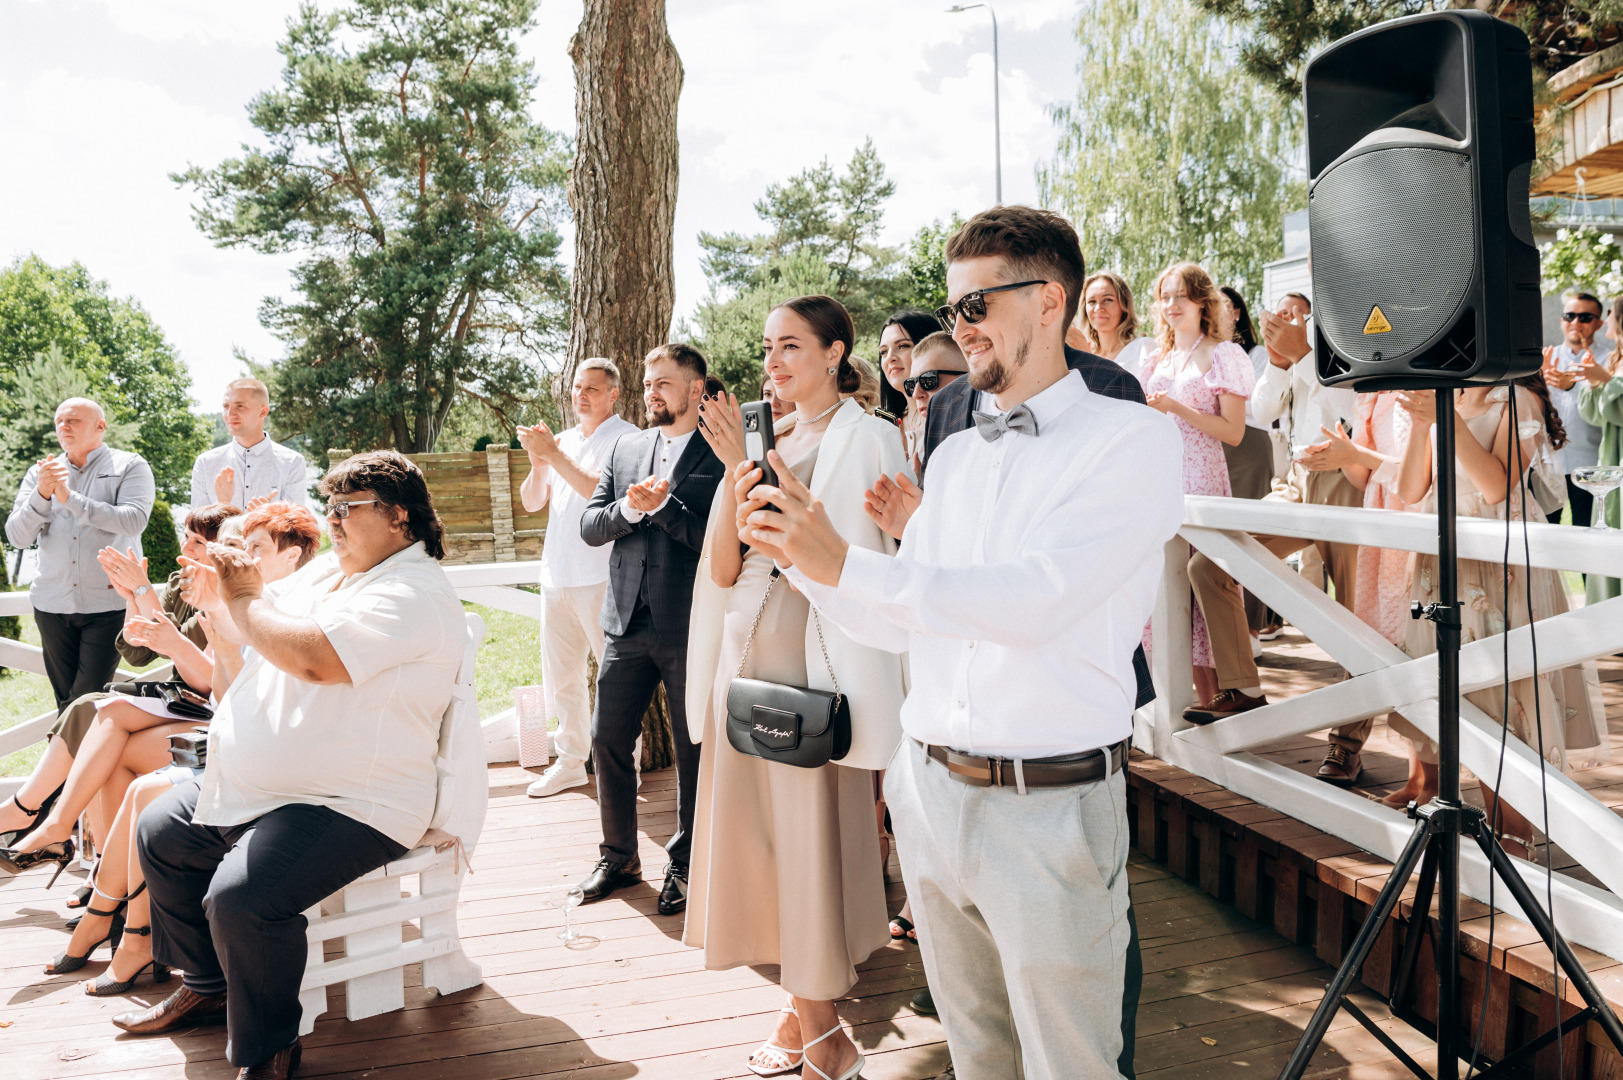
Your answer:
[46,884,127,975]
[0,836,77,888]
[84,924,171,996]
[0,788,58,847]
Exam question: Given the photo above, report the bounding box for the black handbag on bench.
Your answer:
[724,571,852,769]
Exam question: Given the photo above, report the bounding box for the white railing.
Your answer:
[1141,496,1623,962]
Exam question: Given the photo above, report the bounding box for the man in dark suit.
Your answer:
[577,343,722,915]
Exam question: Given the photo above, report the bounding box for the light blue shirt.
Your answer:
[6,444,155,614]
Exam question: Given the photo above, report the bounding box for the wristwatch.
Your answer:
[134,585,152,599]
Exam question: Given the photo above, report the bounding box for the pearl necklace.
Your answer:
[792,398,843,426]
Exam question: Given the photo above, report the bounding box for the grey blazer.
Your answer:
[580,428,723,641]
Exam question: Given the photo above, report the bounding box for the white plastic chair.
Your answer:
[296,612,488,1033]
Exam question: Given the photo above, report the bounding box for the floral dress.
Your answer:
[1390,387,1610,772]
[1140,339,1256,666]
[1353,392,1424,644]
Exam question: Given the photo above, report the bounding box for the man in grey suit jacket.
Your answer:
[576,344,723,916]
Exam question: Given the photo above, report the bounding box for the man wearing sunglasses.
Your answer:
[1543,291,1612,526]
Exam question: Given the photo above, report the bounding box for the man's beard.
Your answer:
[968,331,1031,396]
[648,400,681,426]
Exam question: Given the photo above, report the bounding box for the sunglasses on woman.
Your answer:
[903,370,961,395]
[934,280,1049,330]
[1562,312,1599,324]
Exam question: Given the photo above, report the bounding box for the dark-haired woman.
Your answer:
[1220,286,1278,505]
[878,310,944,462]
[0,503,241,854]
[689,295,908,1080]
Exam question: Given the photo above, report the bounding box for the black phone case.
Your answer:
[740,401,779,490]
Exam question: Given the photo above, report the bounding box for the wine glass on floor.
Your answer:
[1572,465,1623,529]
[545,884,586,942]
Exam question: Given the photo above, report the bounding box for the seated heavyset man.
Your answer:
[117,451,466,1080]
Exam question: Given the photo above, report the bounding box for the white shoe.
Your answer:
[1251,633,1263,659]
[526,763,588,798]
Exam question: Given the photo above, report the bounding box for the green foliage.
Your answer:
[176,0,572,454]
[691,141,955,397]
[0,256,208,502]
[1039,0,1304,305]
[1195,0,1623,98]
[1540,226,1623,296]
[142,496,183,581]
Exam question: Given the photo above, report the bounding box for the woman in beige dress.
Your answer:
[687,294,909,1080]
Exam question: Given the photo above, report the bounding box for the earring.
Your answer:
[827,366,837,375]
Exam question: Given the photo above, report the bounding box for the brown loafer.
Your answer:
[238,1039,300,1079]
[1182,689,1267,725]
[1316,746,1362,787]
[111,985,228,1034]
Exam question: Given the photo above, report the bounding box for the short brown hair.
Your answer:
[184,503,243,541]
[320,450,446,560]
[645,343,707,381]
[772,295,860,394]
[913,331,965,367]
[241,501,323,568]
[944,206,1087,329]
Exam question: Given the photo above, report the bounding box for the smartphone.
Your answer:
[740,400,779,491]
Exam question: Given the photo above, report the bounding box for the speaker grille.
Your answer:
[1310,146,1476,363]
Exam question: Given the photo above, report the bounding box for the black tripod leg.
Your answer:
[1475,829,1623,1057]
[1389,840,1441,1019]
[1278,817,1436,1080]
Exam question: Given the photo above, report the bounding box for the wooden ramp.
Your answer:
[0,762,1433,1079]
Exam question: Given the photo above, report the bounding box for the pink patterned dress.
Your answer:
[1139,339,1256,666]
[1352,392,1421,644]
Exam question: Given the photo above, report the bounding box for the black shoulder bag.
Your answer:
[725,572,852,768]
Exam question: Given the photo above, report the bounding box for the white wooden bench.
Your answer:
[296,613,489,1032]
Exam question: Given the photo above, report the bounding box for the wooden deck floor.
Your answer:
[0,763,1438,1080]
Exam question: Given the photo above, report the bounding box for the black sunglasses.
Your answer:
[935,280,1049,330]
[1563,312,1599,324]
[903,370,962,395]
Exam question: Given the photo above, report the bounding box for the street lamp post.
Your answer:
[948,3,1000,204]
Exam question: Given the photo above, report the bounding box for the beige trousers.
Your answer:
[540,581,607,769]
[886,739,1131,1079]
[1188,467,1372,753]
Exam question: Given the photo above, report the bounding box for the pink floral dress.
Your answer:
[1352,392,1422,644]
[1139,339,1256,666]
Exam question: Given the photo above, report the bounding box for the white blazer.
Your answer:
[685,399,911,771]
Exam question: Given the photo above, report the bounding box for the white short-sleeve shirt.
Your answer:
[193,542,466,848]
[538,415,637,588]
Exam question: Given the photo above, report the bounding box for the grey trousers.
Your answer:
[886,738,1132,1080]
[137,780,406,1066]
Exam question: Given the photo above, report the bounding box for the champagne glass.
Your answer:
[1571,465,1623,529]
[545,884,586,942]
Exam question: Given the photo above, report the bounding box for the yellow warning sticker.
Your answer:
[1363,305,1393,334]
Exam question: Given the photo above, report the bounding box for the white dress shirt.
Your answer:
[194,543,466,848]
[619,428,696,523]
[1251,323,1357,449]
[533,415,637,588]
[1545,340,1611,473]
[787,370,1184,759]
[190,435,310,510]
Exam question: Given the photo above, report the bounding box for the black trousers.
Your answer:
[34,608,124,713]
[591,607,701,868]
[137,780,406,1067]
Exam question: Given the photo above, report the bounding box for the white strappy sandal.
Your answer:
[802,1020,866,1080]
[747,1003,805,1077]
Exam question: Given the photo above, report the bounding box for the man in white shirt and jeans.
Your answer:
[1543,291,1611,525]
[740,206,1184,1080]
[517,358,637,797]
[189,378,310,510]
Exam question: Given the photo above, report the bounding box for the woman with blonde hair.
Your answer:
[1071,270,1151,379]
[689,294,908,1080]
[1139,262,1255,706]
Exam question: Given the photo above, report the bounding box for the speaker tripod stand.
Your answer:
[1279,388,1623,1080]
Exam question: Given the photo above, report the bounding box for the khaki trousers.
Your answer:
[540,581,608,769]
[1188,467,1372,753]
[886,739,1131,1079]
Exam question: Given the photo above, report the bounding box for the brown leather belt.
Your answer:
[919,739,1129,790]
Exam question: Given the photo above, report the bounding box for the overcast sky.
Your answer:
[0,0,1082,408]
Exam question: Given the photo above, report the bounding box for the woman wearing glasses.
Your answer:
[1071,270,1152,380]
[688,295,908,1080]
[1139,263,1255,708]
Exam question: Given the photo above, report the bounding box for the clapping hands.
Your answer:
[97,546,152,602]
[123,609,187,658]
[696,392,748,470]
[864,472,921,541]
[516,421,560,462]
[626,475,670,513]
[35,455,69,503]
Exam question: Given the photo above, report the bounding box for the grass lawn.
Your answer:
[0,601,538,779]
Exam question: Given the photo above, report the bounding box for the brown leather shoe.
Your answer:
[238,1040,300,1079]
[111,985,228,1034]
[1182,689,1267,725]
[1316,745,1363,787]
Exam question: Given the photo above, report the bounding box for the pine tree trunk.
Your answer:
[567,0,683,428]
[568,0,683,770]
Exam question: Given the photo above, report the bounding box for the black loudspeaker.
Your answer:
[1305,10,1542,391]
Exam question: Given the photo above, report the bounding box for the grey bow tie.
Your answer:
[973,404,1039,442]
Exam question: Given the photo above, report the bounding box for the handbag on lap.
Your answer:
[724,571,852,769]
